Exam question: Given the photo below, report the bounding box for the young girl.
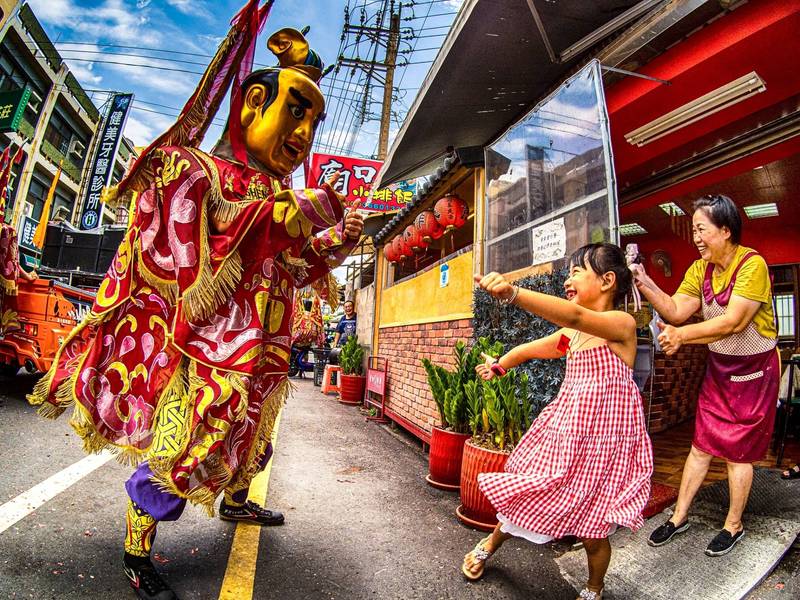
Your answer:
[462,243,653,600]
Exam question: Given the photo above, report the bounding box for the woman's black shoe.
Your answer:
[705,528,744,557]
[647,519,690,547]
[123,554,178,600]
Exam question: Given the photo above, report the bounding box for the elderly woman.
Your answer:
[631,194,778,557]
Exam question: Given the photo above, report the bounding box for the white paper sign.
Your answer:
[531,218,567,265]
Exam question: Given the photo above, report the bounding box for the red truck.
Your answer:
[0,277,95,375]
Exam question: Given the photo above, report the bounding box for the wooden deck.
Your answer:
[651,420,800,488]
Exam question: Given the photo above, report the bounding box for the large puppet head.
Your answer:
[238,28,326,177]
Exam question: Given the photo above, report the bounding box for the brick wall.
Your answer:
[643,344,708,432]
[378,318,474,440]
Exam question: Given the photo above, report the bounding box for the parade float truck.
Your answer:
[0,276,94,375]
[0,223,120,375]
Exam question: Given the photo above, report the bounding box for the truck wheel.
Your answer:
[0,361,19,377]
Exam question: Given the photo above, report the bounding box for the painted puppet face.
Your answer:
[242,68,325,177]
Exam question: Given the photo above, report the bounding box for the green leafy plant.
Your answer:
[422,337,502,433]
[340,335,364,375]
[466,369,531,451]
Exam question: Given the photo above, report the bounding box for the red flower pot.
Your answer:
[426,426,471,491]
[456,439,509,531]
[338,373,365,405]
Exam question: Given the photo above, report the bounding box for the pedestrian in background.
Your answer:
[463,243,653,600]
[333,299,357,346]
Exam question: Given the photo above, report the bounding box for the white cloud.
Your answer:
[137,0,152,8]
[166,0,211,20]
[122,111,173,147]
[67,62,103,86]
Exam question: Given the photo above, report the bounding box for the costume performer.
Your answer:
[27,2,363,599]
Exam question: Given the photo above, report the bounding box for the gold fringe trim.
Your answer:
[190,149,256,224]
[0,276,17,296]
[135,241,179,305]
[226,377,289,496]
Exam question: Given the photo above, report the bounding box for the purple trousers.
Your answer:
[126,443,274,521]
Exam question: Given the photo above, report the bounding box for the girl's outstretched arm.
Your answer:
[475,272,635,344]
[477,330,566,380]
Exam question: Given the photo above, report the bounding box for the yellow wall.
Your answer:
[379,250,474,327]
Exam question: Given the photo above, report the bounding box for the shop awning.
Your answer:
[376,0,655,187]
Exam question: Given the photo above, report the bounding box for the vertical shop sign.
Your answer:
[78,93,133,230]
[308,152,414,212]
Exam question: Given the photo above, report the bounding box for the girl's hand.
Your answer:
[474,272,515,303]
[475,362,496,381]
[657,321,684,355]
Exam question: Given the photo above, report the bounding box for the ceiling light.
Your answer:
[625,71,766,147]
[619,223,647,236]
[659,202,685,216]
[743,203,778,219]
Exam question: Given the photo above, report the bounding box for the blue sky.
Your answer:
[27,0,462,159]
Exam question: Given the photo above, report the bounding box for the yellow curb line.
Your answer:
[218,409,283,600]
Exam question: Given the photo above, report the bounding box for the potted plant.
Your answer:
[456,269,568,530]
[422,338,502,491]
[456,368,531,531]
[338,336,366,405]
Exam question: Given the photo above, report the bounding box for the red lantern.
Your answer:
[403,224,429,253]
[392,235,412,261]
[415,210,444,242]
[434,195,468,232]
[384,240,399,263]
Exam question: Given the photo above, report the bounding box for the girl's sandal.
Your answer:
[461,536,493,581]
[577,587,604,599]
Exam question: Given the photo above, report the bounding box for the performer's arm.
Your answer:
[293,210,363,287]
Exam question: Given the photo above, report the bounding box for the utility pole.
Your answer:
[377,11,400,160]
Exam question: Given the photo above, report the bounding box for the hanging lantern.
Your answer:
[392,234,411,261]
[434,195,468,232]
[415,210,444,242]
[404,224,429,253]
[384,239,399,263]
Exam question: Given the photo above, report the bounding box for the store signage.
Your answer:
[308,152,415,212]
[0,87,31,133]
[531,217,566,265]
[78,93,133,230]
[18,214,38,252]
[439,263,450,288]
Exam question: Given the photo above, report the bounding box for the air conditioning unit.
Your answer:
[27,89,42,113]
[68,139,86,159]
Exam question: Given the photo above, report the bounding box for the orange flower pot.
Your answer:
[456,439,509,531]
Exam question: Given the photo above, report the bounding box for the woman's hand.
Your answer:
[474,272,515,303]
[657,321,685,355]
[629,263,654,292]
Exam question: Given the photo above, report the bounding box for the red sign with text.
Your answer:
[307,153,413,212]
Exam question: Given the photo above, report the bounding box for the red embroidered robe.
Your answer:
[29,146,354,511]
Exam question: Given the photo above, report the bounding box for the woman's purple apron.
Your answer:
[693,252,779,463]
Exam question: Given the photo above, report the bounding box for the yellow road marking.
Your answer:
[218,410,283,600]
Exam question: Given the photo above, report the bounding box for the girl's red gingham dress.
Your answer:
[478,344,653,541]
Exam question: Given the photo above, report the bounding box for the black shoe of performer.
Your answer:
[219,500,285,526]
[123,553,178,600]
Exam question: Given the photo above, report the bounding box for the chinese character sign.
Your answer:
[307,153,414,212]
[19,215,38,252]
[79,93,133,230]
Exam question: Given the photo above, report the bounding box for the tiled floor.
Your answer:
[650,419,800,488]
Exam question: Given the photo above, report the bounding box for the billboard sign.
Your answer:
[78,93,133,230]
[308,152,414,212]
[0,87,31,133]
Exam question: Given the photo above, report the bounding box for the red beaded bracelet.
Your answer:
[489,362,507,376]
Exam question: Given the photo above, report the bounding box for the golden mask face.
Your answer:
[241,69,325,177]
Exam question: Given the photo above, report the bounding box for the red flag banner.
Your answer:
[308,153,414,213]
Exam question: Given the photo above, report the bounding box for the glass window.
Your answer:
[484,61,618,274]
[775,294,796,339]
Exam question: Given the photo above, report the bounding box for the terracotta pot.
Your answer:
[426,426,471,491]
[338,373,365,405]
[456,438,509,531]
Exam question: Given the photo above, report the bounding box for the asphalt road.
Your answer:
[0,374,797,600]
